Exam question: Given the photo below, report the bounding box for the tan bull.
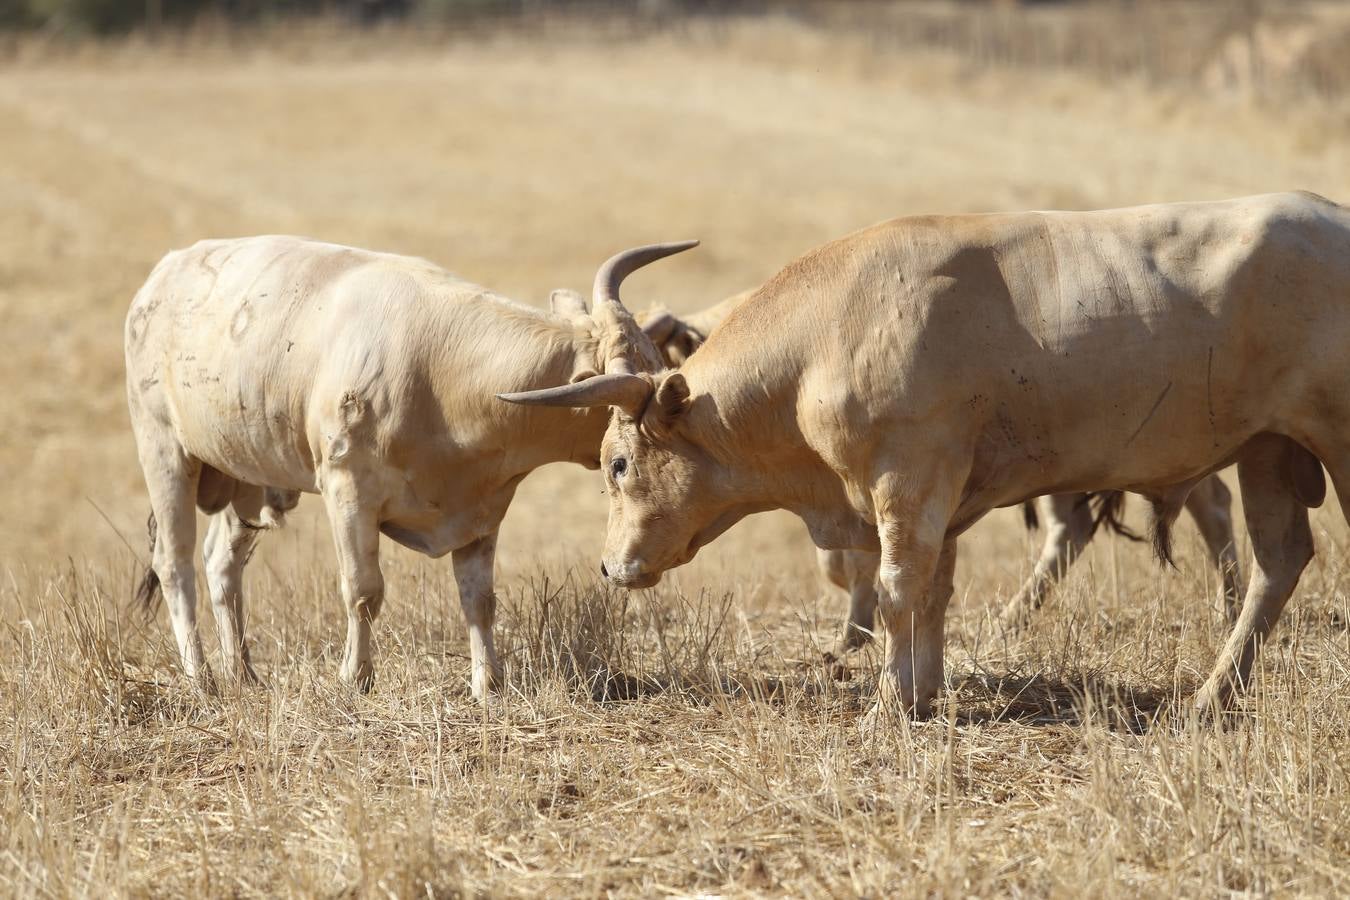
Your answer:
[505,192,1346,717]
[642,299,1242,649]
[126,236,694,696]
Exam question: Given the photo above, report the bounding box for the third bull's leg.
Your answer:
[1194,437,1314,714]
[1183,475,1243,622]
[998,493,1094,629]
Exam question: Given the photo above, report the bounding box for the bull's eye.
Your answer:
[610,457,628,480]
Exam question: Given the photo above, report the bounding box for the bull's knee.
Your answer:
[875,569,939,637]
[339,580,383,692]
[459,589,494,627]
[1286,526,1314,571]
[344,563,386,618]
[355,589,385,622]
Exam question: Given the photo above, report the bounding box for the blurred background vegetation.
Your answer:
[2,1,1349,105]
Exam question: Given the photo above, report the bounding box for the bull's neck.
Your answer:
[431,311,608,473]
[682,351,827,516]
[513,330,612,471]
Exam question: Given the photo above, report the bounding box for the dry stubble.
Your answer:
[2,14,1350,897]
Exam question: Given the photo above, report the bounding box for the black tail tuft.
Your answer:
[1022,501,1039,532]
[1083,491,1144,543]
[134,512,162,618]
[1149,506,1177,570]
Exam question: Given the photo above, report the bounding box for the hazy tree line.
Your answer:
[0,0,750,34]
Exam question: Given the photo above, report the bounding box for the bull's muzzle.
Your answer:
[601,558,662,589]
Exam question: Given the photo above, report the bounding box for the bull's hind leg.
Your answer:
[818,548,881,651]
[321,469,384,692]
[452,531,503,700]
[203,484,265,685]
[1183,475,1243,622]
[1194,436,1316,715]
[997,493,1093,629]
[136,439,214,692]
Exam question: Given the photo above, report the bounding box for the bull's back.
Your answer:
[917,194,1349,490]
[966,195,1347,493]
[706,193,1350,498]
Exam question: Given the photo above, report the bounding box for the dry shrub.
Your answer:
[503,574,736,701]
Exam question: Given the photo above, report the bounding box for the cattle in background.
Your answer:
[126,236,695,696]
[506,192,1345,718]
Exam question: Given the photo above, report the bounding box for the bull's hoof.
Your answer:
[859,692,937,734]
[996,601,1036,632]
[340,660,376,694]
[1191,682,1235,722]
[190,665,220,698]
[837,624,874,654]
[471,663,505,703]
[820,651,851,682]
[221,653,265,690]
[858,703,931,738]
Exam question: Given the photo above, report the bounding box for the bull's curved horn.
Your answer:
[593,241,699,310]
[497,372,651,417]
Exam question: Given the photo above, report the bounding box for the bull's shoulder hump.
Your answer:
[842,192,1344,242]
[159,235,469,282]
[154,235,502,306]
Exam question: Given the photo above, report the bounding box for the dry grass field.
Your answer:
[4,8,1350,896]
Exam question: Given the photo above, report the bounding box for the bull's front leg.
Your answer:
[321,468,385,692]
[452,532,504,701]
[817,547,881,652]
[876,535,957,719]
[870,468,963,720]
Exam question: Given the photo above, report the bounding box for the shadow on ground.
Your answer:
[573,656,1214,734]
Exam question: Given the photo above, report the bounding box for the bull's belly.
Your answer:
[142,334,321,491]
[377,475,521,558]
[169,391,319,493]
[965,424,1252,518]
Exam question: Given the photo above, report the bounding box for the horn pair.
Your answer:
[499,241,698,413]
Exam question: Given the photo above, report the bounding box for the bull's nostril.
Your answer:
[600,562,609,578]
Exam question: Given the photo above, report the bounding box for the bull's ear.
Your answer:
[641,311,678,344]
[673,329,705,364]
[550,289,588,318]
[654,372,691,423]
[498,372,651,418]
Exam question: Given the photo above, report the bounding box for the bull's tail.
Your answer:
[1022,501,1039,532]
[134,512,162,617]
[1084,491,1145,543]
